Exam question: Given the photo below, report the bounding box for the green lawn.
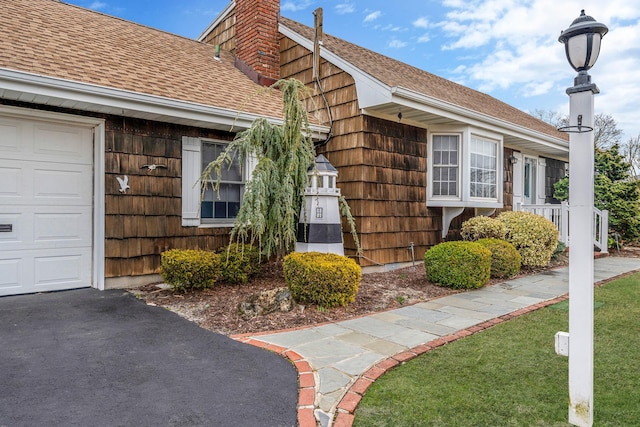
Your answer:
[354,273,640,427]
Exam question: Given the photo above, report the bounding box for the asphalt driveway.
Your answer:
[0,288,298,427]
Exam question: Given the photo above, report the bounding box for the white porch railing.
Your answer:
[515,201,608,254]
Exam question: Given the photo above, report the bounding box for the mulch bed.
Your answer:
[128,248,610,336]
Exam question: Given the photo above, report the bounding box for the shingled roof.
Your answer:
[0,0,287,127]
[281,16,568,146]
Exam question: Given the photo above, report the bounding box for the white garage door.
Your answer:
[0,114,94,296]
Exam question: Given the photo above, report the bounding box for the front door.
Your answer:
[523,157,537,205]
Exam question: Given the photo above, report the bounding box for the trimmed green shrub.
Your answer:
[476,238,521,279]
[218,243,261,284]
[497,211,559,268]
[160,249,221,291]
[424,241,491,289]
[461,216,507,241]
[283,252,361,308]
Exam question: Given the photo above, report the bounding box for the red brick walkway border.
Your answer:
[232,334,318,427]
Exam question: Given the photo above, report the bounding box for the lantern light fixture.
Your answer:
[558,10,608,87]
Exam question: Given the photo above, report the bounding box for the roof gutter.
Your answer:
[0,68,330,138]
[391,86,569,152]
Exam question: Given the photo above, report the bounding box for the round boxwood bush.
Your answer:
[497,211,559,268]
[160,249,221,291]
[476,238,521,279]
[424,241,491,289]
[461,216,506,241]
[218,243,261,284]
[283,252,361,308]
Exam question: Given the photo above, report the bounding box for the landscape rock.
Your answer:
[238,287,294,318]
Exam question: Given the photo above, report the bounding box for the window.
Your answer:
[432,135,459,197]
[200,141,243,221]
[427,128,503,209]
[470,136,497,199]
[182,136,253,227]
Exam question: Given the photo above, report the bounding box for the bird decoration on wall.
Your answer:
[140,164,168,172]
[116,175,130,193]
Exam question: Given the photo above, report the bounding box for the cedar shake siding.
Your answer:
[544,157,567,204]
[204,24,523,266]
[103,117,234,279]
[200,8,237,51]
[280,35,441,265]
[503,147,516,212]
[201,1,568,268]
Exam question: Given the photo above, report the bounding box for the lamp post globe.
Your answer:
[559,10,608,86]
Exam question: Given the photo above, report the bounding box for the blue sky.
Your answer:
[65,0,640,141]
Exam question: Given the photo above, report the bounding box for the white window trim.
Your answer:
[181,136,255,228]
[427,127,503,209]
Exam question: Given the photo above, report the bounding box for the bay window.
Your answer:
[427,128,503,209]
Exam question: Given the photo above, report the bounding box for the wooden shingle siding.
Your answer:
[103,116,235,278]
[544,157,566,204]
[201,10,236,51]
[279,36,443,266]
[503,147,515,212]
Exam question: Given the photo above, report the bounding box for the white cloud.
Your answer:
[88,1,106,10]
[364,11,382,23]
[417,33,430,43]
[379,24,405,32]
[335,3,355,15]
[437,0,640,139]
[591,20,640,138]
[389,39,407,48]
[413,17,429,29]
[282,1,314,12]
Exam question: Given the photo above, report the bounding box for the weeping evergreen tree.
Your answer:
[201,78,342,259]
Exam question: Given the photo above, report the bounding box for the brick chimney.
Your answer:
[235,0,280,86]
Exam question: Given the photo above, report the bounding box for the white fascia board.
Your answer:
[391,86,569,153]
[0,68,328,135]
[197,1,236,42]
[279,24,392,107]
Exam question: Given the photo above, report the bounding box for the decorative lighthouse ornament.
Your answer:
[296,154,344,255]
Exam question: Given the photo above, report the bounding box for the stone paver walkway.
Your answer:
[234,256,640,427]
